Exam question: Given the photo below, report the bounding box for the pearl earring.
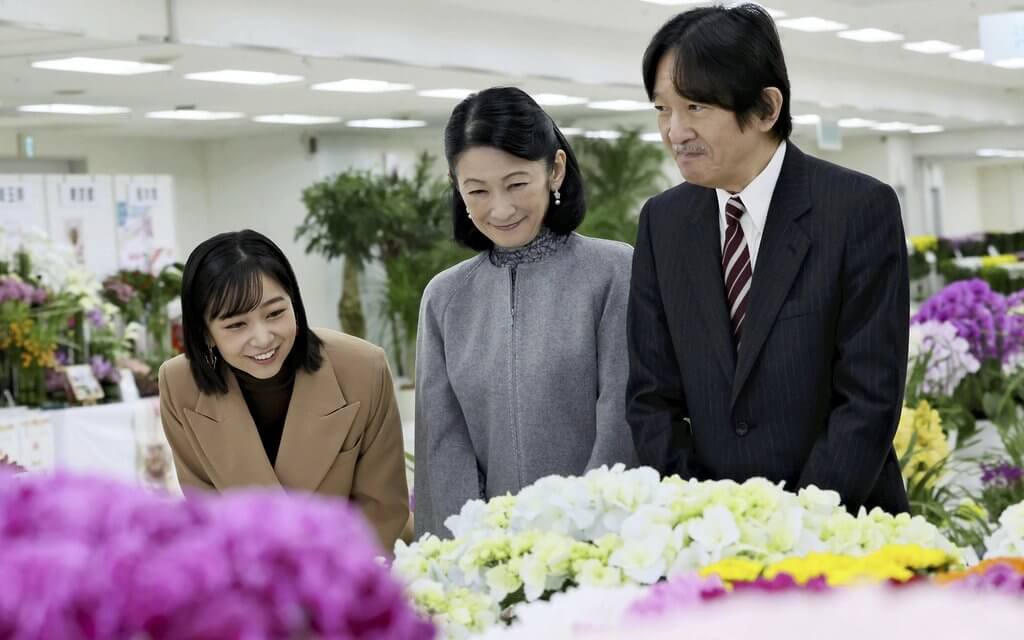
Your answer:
[553,190,561,206]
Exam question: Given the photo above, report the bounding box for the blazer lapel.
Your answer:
[673,187,736,381]
[731,144,812,408]
[187,372,281,488]
[274,361,361,492]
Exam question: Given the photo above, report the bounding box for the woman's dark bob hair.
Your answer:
[642,3,792,141]
[444,86,586,251]
[180,229,324,395]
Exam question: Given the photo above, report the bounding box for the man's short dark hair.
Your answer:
[180,229,324,395]
[444,86,586,251]
[642,3,792,140]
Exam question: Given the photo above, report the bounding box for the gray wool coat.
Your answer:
[413,232,638,537]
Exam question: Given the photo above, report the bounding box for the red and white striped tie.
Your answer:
[722,196,752,344]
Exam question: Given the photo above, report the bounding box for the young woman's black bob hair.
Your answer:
[444,86,586,251]
[179,229,324,395]
[642,3,792,141]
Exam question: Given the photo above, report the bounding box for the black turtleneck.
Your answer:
[230,363,295,465]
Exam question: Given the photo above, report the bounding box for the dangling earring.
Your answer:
[208,345,218,367]
[553,190,561,206]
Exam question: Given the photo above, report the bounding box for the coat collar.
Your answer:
[188,354,360,492]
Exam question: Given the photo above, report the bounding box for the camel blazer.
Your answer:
[158,329,410,550]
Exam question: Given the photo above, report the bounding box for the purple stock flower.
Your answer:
[913,279,1024,364]
[0,470,436,640]
[103,279,136,305]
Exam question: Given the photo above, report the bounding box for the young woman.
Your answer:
[159,229,410,548]
[414,87,638,537]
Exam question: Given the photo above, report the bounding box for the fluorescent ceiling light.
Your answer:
[837,28,903,43]
[874,121,916,131]
[253,114,341,125]
[903,40,961,54]
[184,70,303,85]
[346,118,426,129]
[950,49,985,62]
[993,58,1024,69]
[312,78,412,92]
[146,110,244,120]
[792,114,821,125]
[417,88,475,99]
[560,127,584,136]
[977,148,1024,158]
[18,103,130,115]
[641,132,664,142]
[532,93,588,106]
[910,125,944,134]
[838,118,878,128]
[583,130,623,139]
[777,17,847,32]
[31,56,170,75]
[587,99,651,111]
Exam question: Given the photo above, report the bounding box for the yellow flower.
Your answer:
[894,401,949,487]
[980,254,1018,268]
[699,557,764,583]
[909,235,938,254]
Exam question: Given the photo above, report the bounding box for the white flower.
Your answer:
[984,502,1024,558]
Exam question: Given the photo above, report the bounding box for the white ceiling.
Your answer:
[0,0,1021,143]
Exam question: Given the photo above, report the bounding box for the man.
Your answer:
[626,3,909,514]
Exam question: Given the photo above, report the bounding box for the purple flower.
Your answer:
[0,470,436,640]
[981,462,1024,488]
[0,276,47,306]
[952,563,1024,595]
[103,279,136,305]
[86,307,106,329]
[90,355,120,384]
[913,279,1024,364]
[627,573,727,618]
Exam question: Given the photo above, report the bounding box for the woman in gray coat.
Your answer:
[414,87,637,538]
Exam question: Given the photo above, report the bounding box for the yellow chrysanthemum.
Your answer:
[699,557,764,582]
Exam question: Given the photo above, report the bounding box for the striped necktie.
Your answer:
[722,196,752,344]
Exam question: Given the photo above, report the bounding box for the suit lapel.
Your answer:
[188,372,281,488]
[674,187,736,381]
[730,144,812,408]
[274,360,361,492]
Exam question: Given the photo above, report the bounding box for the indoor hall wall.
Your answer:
[978,163,1024,232]
[24,131,211,262]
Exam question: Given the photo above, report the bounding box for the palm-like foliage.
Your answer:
[575,128,668,245]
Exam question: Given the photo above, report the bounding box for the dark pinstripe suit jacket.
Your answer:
[626,143,910,514]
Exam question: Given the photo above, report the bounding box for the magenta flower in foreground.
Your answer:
[0,471,435,640]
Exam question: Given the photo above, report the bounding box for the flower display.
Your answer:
[913,279,1024,364]
[980,254,1019,269]
[0,470,435,640]
[909,235,938,254]
[394,466,959,638]
[470,546,1011,640]
[894,401,950,488]
[908,321,980,396]
[983,501,1024,559]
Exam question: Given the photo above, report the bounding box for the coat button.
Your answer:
[735,421,750,437]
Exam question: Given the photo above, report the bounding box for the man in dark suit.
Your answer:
[626,3,910,514]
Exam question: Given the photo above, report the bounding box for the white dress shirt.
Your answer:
[715,140,787,271]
